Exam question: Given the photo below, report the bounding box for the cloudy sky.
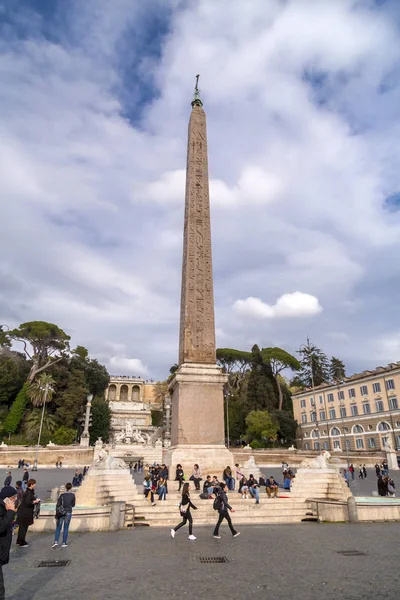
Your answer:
[1,0,400,380]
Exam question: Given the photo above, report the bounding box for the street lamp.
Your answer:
[80,393,93,447]
[32,383,53,471]
[299,338,322,452]
[224,390,231,448]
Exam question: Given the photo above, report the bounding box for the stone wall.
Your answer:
[0,445,94,467]
[232,448,386,467]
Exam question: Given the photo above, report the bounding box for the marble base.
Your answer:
[386,450,399,471]
[164,444,236,478]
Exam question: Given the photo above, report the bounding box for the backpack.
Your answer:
[213,494,223,511]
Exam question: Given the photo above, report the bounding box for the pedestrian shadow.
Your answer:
[8,568,59,600]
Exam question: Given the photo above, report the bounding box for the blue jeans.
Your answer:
[224,476,234,490]
[249,487,260,503]
[55,512,72,544]
[158,486,166,500]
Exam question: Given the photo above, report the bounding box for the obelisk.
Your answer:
[165,76,232,473]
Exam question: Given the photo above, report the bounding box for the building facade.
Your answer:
[105,376,159,443]
[292,362,400,453]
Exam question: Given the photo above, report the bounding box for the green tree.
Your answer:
[23,409,58,440]
[329,356,346,383]
[27,373,56,407]
[245,410,278,441]
[3,384,29,434]
[297,341,329,388]
[54,369,88,428]
[0,349,31,406]
[217,348,252,375]
[52,426,76,445]
[90,397,111,445]
[261,347,300,411]
[270,409,298,444]
[7,321,70,382]
[246,345,278,412]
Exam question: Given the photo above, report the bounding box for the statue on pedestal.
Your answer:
[300,450,332,469]
[92,448,128,470]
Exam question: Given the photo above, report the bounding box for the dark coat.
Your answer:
[0,500,15,565]
[3,476,11,487]
[16,488,35,526]
[22,471,29,482]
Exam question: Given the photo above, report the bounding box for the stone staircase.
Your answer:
[290,468,352,502]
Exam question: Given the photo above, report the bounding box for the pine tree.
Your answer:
[329,356,346,383]
[245,345,278,411]
[54,369,88,428]
[297,342,329,388]
[90,397,111,444]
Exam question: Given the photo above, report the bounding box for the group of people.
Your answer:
[129,460,143,473]
[17,459,30,469]
[375,462,389,477]
[143,463,169,504]
[348,464,368,480]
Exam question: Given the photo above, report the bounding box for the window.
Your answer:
[313,442,320,450]
[396,435,400,450]
[331,427,341,436]
[368,424,374,431]
[319,410,326,421]
[356,438,364,449]
[389,397,398,410]
[353,424,364,433]
[344,427,349,433]
[329,408,336,419]
[375,400,384,412]
[310,397,315,406]
[372,382,381,394]
[386,379,395,391]
[338,390,345,401]
[396,421,400,428]
[348,388,356,399]
[367,438,376,448]
[351,405,358,416]
[360,385,368,396]
[340,406,347,418]
[300,400,306,408]
[378,422,391,431]
[301,414,307,424]
[304,443,310,450]
[323,441,329,450]
[333,440,341,449]
[311,412,316,422]
[327,393,334,402]
[363,403,371,414]
[311,430,319,438]
[345,440,351,450]
[319,395,324,405]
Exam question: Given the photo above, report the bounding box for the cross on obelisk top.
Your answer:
[192,73,203,107]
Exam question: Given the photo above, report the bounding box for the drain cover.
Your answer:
[36,560,71,568]
[198,557,229,564]
[336,551,367,557]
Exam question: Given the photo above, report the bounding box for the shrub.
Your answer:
[3,384,29,434]
[250,439,263,449]
[52,426,76,445]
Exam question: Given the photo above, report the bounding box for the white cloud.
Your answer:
[233,292,323,320]
[108,356,149,376]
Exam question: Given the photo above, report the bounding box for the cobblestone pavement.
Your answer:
[5,522,400,600]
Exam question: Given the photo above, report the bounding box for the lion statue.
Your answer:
[92,448,128,470]
[300,450,332,469]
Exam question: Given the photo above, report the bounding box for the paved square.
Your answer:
[6,523,400,599]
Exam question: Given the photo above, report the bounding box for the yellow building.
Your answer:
[106,376,158,405]
[292,362,400,453]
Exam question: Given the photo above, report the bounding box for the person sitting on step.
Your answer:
[266,476,279,498]
[240,477,249,499]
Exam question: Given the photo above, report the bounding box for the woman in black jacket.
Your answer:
[171,482,197,540]
[16,479,40,547]
[175,464,184,491]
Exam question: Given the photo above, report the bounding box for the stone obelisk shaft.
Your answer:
[179,102,216,366]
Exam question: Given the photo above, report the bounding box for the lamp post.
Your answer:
[300,338,322,452]
[80,393,93,447]
[33,382,52,471]
[224,391,231,449]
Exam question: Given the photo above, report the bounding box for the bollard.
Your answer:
[347,496,359,523]
[109,501,126,531]
[50,487,59,502]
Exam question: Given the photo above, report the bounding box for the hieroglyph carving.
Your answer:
[179,104,216,365]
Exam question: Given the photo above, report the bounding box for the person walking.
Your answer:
[213,482,240,539]
[362,465,367,479]
[171,482,197,540]
[3,474,11,488]
[0,485,18,600]
[16,479,40,547]
[22,469,29,492]
[52,482,76,548]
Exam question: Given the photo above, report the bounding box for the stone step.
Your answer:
[136,515,307,527]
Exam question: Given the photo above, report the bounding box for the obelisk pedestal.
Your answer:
[164,77,234,476]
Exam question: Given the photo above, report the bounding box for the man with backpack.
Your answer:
[213,482,240,539]
[52,483,75,548]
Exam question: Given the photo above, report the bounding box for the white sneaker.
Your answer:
[52,542,58,548]
[61,543,68,548]
[188,535,196,540]
[241,495,244,498]
[213,535,221,539]
[233,532,241,538]
[170,529,175,539]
